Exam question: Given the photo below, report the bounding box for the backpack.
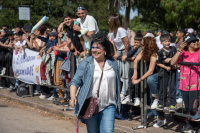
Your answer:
[16,83,29,97]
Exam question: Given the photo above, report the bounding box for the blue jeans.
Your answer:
[147,73,164,118]
[85,104,116,133]
[35,85,41,91]
[15,79,20,86]
[117,50,130,95]
[176,71,182,99]
[53,88,58,98]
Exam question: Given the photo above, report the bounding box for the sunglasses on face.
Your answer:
[91,46,104,51]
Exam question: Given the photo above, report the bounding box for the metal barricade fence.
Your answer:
[3,45,199,130]
[0,46,147,129]
[0,46,72,98]
[141,61,200,130]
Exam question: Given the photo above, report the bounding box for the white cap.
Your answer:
[144,33,154,38]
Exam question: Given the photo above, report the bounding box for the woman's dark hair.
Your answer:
[15,30,24,37]
[90,35,113,59]
[108,14,123,37]
[38,25,46,35]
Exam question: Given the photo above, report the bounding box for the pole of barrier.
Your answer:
[132,60,145,130]
[143,61,147,128]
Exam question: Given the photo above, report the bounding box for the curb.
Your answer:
[0,91,134,133]
[0,92,76,119]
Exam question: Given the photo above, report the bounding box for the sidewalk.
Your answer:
[0,88,185,133]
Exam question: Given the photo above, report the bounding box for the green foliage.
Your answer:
[129,16,157,34]
[0,0,116,30]
[133,0,200,31]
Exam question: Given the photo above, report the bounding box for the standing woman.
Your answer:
[132,36,166,128]
[69,32,121,133]
[109,14,131,102]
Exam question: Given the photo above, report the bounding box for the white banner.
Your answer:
[12,49,42,85]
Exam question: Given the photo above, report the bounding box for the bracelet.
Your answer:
[139,78,142,81]
[177,48,182,53]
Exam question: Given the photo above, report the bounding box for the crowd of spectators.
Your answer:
[0,5,200,133]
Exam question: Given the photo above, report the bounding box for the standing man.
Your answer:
[73,5,99,55]
[175,29,186,104]
[58,13,84,56]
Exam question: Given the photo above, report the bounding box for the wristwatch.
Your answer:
[177,48,182,53]
[139,78,142,81]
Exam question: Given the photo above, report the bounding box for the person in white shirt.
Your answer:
[108,14,131,102]
[155,29,162,49]
[14,30,26,55]
[73,5,99,54]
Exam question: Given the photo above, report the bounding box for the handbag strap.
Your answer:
[97,60,106,98]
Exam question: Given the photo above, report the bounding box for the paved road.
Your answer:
[0,99,87,133]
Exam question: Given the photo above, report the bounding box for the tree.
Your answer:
[132,0,200,31]
[0,0,115,30]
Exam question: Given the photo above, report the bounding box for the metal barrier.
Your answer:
[2,45,199,130]
[140,61,200,130]
[0,45,146,129]
[0,46,72,98]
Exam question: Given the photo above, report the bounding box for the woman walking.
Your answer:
[69,31,121,133]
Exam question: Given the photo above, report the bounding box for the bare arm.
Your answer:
[121,36,129,55]
[171,52,181,65]
[85,31,95,38]
[157,63,169,70]
[132,52,142,80]
[140,55,157,80]
[58,22,66,33]
[171,41,186,65]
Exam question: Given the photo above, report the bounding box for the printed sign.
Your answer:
[12,49,42,85]
[19,7,30,20]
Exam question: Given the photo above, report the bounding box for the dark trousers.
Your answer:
[182,91,200,130]
[127,68,140,99]
[158,73,176,106]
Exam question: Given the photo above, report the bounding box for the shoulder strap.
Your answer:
[97,60,106,98]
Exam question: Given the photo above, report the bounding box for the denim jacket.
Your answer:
[69,56,121,117]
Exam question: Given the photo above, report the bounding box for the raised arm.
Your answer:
[171,41,186,65]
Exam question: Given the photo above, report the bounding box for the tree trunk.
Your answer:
[124,0,131,29]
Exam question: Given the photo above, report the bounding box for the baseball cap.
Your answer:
[183,33,198,45]
[48,31,58,37]
[76,5,86,12]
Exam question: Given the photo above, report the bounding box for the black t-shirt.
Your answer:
[0,37,8,54]
[157,46,177,77]
[0,37,8,43]
[171,36,176,43]
[65,25,83,52]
